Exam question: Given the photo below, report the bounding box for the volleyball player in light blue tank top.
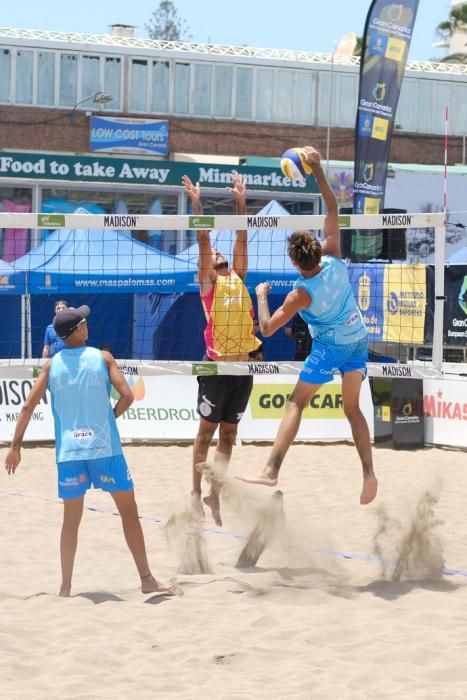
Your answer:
[5,305,170,597]
[239,146,377,506]
[49,346,123,465]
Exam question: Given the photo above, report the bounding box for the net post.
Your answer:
[432,224,446,372]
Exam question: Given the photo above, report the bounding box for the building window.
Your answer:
[236,66,252,120]
[16,50,34,104]
[193,64,212,115]
[59,53,78,106]
[37,52,55,105]
[256,68,273,122]
[104,56,121,110]
[130,59,149,112]
[151,60,170,113]
[295,71,314,125]
[82,55,100,101]
[0,49,11,103]
[173,62,190,114]
[213,64,232,118]
[275,70,294,123]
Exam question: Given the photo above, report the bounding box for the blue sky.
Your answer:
[3,0,452,61]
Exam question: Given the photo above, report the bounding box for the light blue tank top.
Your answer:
[48,346,122,463]
[294,256,367,345]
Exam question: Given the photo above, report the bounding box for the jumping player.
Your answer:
[239,146,377,505]
[182,173,261,525]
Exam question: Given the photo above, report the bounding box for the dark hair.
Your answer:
[54,299,69,310]
[287,230,322,271]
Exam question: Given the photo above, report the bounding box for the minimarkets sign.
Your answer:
[0,151,319,193]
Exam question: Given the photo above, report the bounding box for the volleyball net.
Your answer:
[0,209,462,381]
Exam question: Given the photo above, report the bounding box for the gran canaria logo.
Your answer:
[363,163,374,183]
[372,82,386,102]
[388,3,404,22]
[358,272,371,312]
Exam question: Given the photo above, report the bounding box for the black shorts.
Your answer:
[197,375,254,425]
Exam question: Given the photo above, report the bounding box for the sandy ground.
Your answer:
[1,441,467,700]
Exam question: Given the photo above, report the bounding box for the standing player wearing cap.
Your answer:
[5,305,170,597]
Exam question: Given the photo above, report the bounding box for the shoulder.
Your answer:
[324,254,344,264]
[286,286,310,307]
[100,349,115,368]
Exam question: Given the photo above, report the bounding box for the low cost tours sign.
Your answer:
[0,151,319,193]
[90,116,170,156]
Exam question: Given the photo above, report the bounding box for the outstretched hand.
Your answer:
[256,282,272,298]
[228,172,246,207]
[182,175,201,210]
[5,447,21,475]
[302,146,322,168]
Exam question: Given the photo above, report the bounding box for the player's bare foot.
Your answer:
[203,493,222,527]
[236,468,278,487]
[140,574,173,595]
[360,476,378,505]
[58,584,71,597]
[190,491,205,522]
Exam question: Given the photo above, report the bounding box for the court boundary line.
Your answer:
[1,488,465,578]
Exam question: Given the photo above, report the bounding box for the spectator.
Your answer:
[42,300,69,358]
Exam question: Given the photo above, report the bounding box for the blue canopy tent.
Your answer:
[0,259,27,358]
[14,211,198,357]
[143,200,304,361]
[180,200,298,291]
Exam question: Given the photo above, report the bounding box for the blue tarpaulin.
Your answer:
[178,200,299,293]
[0,258,26,295]
[14,209,198,296]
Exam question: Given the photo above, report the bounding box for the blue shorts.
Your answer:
[299,337,368,385]
[57,455,133,500]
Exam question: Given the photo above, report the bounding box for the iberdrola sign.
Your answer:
[0,151,319,193]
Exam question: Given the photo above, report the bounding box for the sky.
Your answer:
[2,0,454,62]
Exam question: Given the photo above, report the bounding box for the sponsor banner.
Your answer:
[5,373,467,448]
[391,377,424,448]
[353,0,419,249]
[349,263,385,341]
[444,265,467,345]
[90,116,169,156]
[424,265,467,346]
[0,375,373,443]
[383,264,426,343]
[423,377,467,448]
[0,151,319,193]
[0,378,54,441]
[242,375,374,440]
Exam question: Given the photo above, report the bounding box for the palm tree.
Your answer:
[436,3,467,38]
[436,2,467,63]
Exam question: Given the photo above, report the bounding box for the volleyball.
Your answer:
[280,148,313,181]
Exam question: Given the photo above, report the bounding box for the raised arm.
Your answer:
[182,175,215,286]
[230,173,248,280]
[5,362,50,474]
[302,146,340,258]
